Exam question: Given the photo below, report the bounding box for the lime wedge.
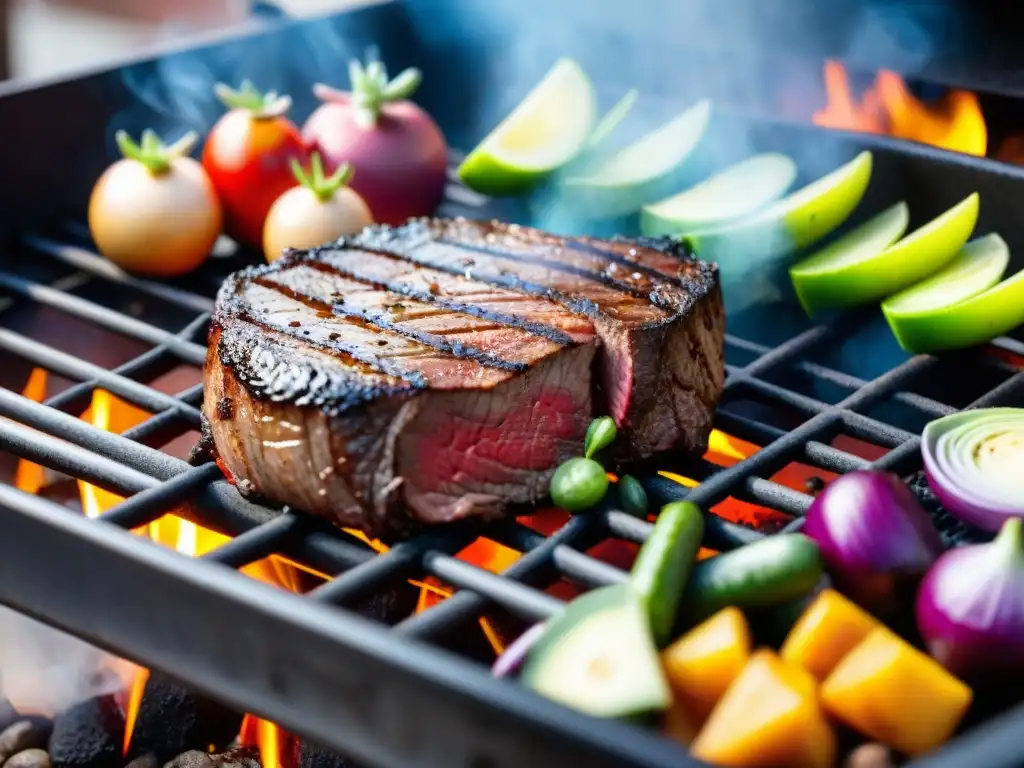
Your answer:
[882,234,1019,353]
[641,153,798,236]
[684,151,873,281]
[457,59,596,196]
[790,193,979,315]
[884,261,1024,354]
[788,202,910,315]
[562,100,712,217]
[882,233,1009,316]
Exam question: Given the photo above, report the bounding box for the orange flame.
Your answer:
[813,60,987,156]
[76,389,310,762]
[13,368,50,494]
[257,718,281,768]
[123,667,149,755]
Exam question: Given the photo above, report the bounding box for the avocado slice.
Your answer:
[521,583,672,718]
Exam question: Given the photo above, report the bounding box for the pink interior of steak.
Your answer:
[396,343,595,523]
[205,323,593,533]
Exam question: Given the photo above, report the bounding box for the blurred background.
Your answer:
[0,0,368,81]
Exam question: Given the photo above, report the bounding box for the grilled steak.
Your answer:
[203,217,725,536]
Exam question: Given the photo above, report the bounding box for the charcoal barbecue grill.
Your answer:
[0,2,1022,767]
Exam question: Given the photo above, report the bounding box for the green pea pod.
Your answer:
[629,501,705,646]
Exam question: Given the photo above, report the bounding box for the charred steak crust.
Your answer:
[204,217,725,536]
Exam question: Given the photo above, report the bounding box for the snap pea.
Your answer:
[550,457,609,511]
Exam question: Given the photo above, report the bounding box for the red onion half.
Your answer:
[802,470,943,612]
[916,517,1024,679]
[922,408,1024,532]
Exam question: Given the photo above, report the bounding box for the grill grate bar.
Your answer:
[0,413,159,496]
[725,334,955,416]
[397,515,603,638]
[42,312,210,415]
[24,235,218,314]
[0,327,202,422]
[552,546,629,589]
[201,514,304,568]
[727,370,832,416]
[423,551,566,621]
[99,463,225,529]
[0,271,208,365]
[804,441,870,473]
[713,409,786,444]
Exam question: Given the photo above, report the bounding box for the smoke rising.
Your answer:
[0,605,133,715]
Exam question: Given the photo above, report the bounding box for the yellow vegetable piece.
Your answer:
[780,589,880,681]
[662,606,752,724]
[821,628,972,756]
[691,650,836,768]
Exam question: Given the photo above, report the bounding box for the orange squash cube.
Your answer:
[821,627,973,756]
[781,589,880,681]
[662,606,752,724]
[691,649,835,768]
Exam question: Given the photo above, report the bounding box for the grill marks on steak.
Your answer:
[257,266,565,369]
[204,218,724,536]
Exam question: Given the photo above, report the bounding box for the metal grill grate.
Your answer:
[0,177,1022,768]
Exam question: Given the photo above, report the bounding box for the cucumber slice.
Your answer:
[790,193,980,315]
[641,153,798,236]
[457,59,596,197]
[562,100,711,217]
[882,233,1009,316]
[522,583,672,718]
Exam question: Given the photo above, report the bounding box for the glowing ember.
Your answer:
[813,60,987,156]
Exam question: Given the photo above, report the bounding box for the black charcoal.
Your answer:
[127,674,243,763]
[48,695,124,768]
[299,740,364,768]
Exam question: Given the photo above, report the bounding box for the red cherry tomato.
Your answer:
[202,81,307,247]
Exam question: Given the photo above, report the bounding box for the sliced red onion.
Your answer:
[802,470,943,612]
[491,623,545,679]
[922,408,1024,532]
[916,517,1024,679]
